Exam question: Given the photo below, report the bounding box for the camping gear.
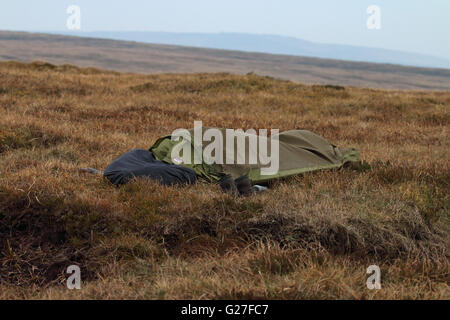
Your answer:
[79,168,103,175]
[149,128,360,184]
[104,149,197,186]
[218,174,239,196]
[218,173,253,196]
[234,174,253,196]
[102,128,360,188]
[253,185,268,192]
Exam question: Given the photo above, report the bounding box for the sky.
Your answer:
[0,0,449,60]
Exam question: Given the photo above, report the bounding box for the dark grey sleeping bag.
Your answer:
[104,149,197,186]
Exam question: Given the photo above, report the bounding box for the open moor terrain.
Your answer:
[0,61,448,299]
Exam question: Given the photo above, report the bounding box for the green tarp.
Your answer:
[150,128,360,184]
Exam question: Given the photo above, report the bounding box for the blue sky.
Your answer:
[1,0,449,59]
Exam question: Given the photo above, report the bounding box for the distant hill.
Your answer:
[56,31,450,70]
[1,30,450,90]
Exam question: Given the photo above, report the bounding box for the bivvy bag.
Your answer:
[104,149,197,186]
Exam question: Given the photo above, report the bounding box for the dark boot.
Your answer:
[235,174,253,196]
[218,174,239,196]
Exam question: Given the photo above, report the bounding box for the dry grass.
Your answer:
[0,60,449,299]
